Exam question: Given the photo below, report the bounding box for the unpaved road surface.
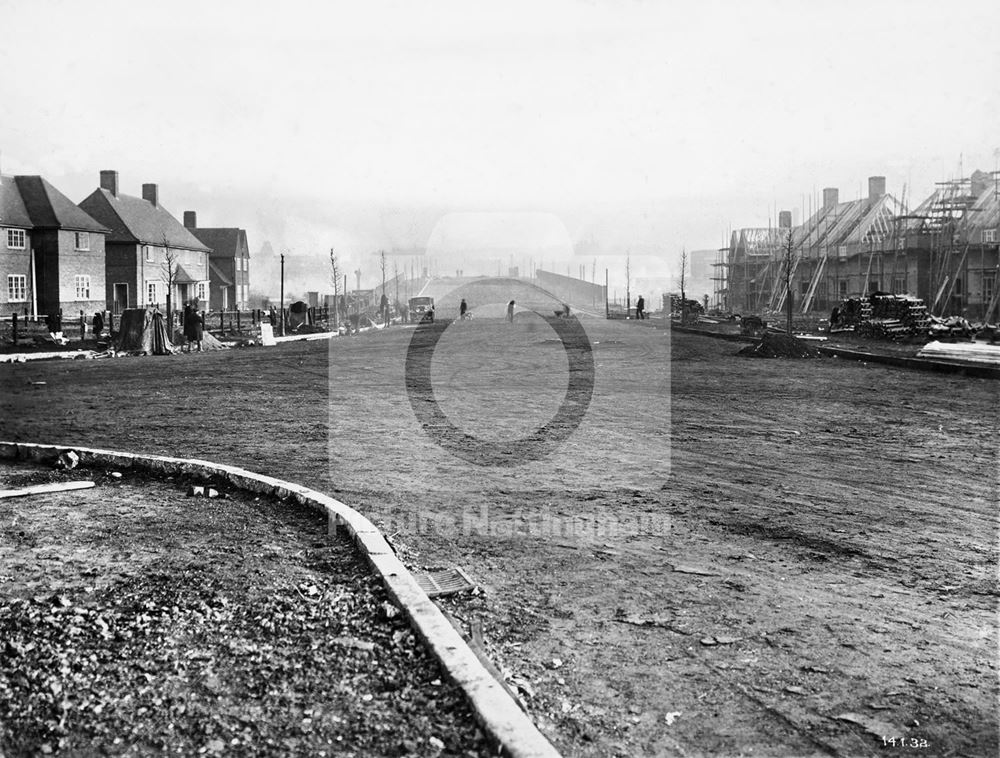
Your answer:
[1,320,997,757]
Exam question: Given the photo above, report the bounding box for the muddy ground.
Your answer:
[1,318,997,758]
[0,463,489,757]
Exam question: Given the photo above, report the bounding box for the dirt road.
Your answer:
[1,320,996,757]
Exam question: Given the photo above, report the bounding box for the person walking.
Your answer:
[506,300,515,323]
[460,298,468,320]
[183,303,203,352]
[635,295,645,320]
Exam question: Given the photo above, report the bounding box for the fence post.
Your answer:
[236,309,241,332]
[80,311,86,341]
[11,312,18,345]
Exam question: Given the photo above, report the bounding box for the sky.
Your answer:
[1,0,998,295]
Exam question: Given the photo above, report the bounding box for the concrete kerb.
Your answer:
[0,441,563,758]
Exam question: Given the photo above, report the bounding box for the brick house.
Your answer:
[1,173,109,318]
[182,211,251,310]
[78,171,212,313]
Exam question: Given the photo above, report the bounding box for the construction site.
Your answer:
[715,171,1000,328]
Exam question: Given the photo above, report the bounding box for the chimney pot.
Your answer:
[183,211,197,229]
[142,183,159,207]
[100,170,119,197]
[822,187,839,210]
[868,176,886,201]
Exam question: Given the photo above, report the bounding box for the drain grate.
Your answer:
[415,567,477,598]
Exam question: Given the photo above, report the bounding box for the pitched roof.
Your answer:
[0,175,33,228]
[78,188,211,251]
[189,227,247,259]
[208,260,233,286]
[793,194,902,251]
[1,174,107,232]
[173,264,201,284]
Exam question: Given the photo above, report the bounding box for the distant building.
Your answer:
[0,173,108,317]
[183,211,251,310]
[724,172,999,319]
[79,171,211,313]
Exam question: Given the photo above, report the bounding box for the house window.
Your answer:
[838,280,848,298]
[6,229,26,249]
[74,275,91,299]
[894,276,906,294]
[144,246,153,262]
[7,275,27,302]
[985,229,997,244]
[197,282,206,301]
[953,278,962,296]
[984,274,996,306]
[147,281,157,304]
[74,232,90,251]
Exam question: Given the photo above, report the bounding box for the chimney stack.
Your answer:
[778,210,792,229]
[868,176,886,201]
[183,211,197,229]
[142,183,159,207]
[823,187,839,209]
[100,170,119,197]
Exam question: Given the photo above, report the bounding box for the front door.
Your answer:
[113,283,129,313]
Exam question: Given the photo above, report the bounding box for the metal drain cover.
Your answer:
[415,567,476,598]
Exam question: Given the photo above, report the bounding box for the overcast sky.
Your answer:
[1,0,997,287]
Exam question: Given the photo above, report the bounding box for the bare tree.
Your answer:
[329,248,340,330]
[679,248,687,323]
[393,260,400,314]
[625,252,631,316]
[161,233,179,329]
[783,229,795,334]
[379,250,389,325]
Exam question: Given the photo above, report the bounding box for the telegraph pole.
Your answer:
[279,253,285,336]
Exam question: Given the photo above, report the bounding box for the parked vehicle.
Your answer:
[408,296,435,323]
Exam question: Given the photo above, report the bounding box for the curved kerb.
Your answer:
[0,441,562,758]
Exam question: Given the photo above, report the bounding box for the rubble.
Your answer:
[739,332,821,359]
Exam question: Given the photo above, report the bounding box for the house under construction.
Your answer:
[721,171,1000,321]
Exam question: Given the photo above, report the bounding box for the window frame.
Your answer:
[984,229,997,244]
[74,275,91,300]
[74,231,90,251]
[146,281,157,305]
[6,228,26,250]
[7,274,27,302]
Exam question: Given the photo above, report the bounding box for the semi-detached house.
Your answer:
[79,171,212,312]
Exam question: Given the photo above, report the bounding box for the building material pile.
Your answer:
[739,332,821,359]
[840,294,931,339]
[917,340,1000,366]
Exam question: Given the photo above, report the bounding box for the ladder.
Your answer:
[936,244,969,317]
[861,247,876,296]
[772,254,801,313]
[984,268,1000,322]
[801,255,828,313]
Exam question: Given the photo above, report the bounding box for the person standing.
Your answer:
[380,292,390,327]
[506,300,515,323]
[635,295,645,320]
[92,311,105,341]
[460,299,468,320]
[183,303,203,352]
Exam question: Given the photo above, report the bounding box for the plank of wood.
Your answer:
[0,481,96,499]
